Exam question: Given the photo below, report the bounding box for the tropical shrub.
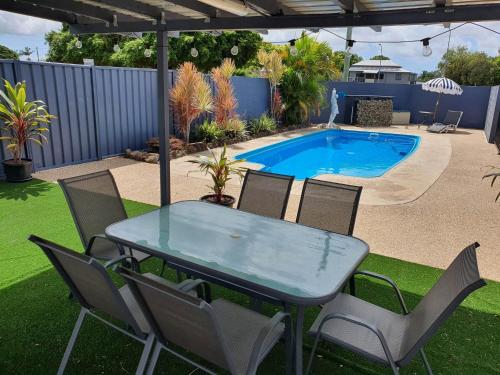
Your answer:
[198,120,225,142]
[0,80,54,163]
[170,62,212,144]
[281,34,340,125]
[211,58,238,127]
[249,114,277,135]
[189,144,245,203]
[224,118,247,139]
[257,49,285,121]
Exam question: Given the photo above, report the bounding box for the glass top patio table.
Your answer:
[105,200,369,306]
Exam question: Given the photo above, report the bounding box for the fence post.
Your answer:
[89,65,102,160]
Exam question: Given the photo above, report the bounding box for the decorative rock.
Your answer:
[357,99,393,127]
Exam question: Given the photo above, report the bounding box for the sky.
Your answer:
[0,10,498,74]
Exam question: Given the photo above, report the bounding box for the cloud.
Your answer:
[263,21,500,73]
[0,11,61,35]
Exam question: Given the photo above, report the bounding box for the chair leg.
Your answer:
[145,342,163,375]
[250,297,263,312]
[159,261,167,277]
[136,334,155,375]
[349,276,356,296]
[57,308,86,375]
[419,348,433,375]
[176,270,183,282]
[305,331,322,375]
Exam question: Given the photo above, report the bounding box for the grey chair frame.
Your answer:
[58,170,150,269]
[306,242,486,375]
[297,178,363,295]
[29,235,155,375]
[428,110,463,133]
[237,169,295,220]
[118,267,291,375]
[296,178,363,236]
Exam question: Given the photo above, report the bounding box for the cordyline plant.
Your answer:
[257,49,285,121]
[189,144,245,203]
[211,58,238,128]
[170,62,212,144]
[0,80,54,163]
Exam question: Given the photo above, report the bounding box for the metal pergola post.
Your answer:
[157,30,171,206]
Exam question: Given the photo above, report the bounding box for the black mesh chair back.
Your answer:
[442,110,463,126]
[237,169,294,219]
[59,170,127,258]
[400,242,485,365]
[297,179,362,235]
[29,235,143,336]
[119,268,236,372]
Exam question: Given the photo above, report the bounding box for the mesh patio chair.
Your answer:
[58,170,150,266]
[428,110,463,133]
[29,235,206,375]
[237,169,295,220]
[306,242,486,375]
[296,179,363,295]
[118,267,290,375]
[296,178,362,236]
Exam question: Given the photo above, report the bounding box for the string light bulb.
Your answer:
[345,40,354,55]
[289,39,298,56]
[230,45,239,56]
[113,43,121,53]
[144,48,152,58]
[421,38,432,57]
[75,37,82,49]
[190,47,199,58]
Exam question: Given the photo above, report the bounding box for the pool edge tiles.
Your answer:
[235,129,421,180]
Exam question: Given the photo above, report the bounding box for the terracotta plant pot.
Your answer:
[2,159,33,182]
[200,194,236,208]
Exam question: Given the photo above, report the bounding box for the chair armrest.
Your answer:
[247,312,291,373]
[104,255,139,270]
[315,312,397,368]
[353,270,409,314]
[177,279,212,302]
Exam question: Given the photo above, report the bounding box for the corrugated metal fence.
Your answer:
[0,60,269,177]
[0,59,496,179]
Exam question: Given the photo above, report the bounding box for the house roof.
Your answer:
[350,59,414,74]
[1,0,499,34]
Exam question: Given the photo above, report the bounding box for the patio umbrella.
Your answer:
[422,77,463,121]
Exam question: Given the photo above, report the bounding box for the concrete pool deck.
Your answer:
[34,126,500,281]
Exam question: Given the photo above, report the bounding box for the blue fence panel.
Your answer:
[93,66,158,156]
[0,60,16,174]
[232,76,269,120]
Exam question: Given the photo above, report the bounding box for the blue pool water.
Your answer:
[235,129,420,179]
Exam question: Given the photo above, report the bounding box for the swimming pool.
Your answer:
[235,129,420,179]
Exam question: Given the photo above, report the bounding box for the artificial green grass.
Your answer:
[0,179,499,374]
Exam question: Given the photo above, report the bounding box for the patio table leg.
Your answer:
[295,306,305,375]
[284,303,293,375]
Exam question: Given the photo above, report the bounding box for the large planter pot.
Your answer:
[200,194,235,208]
[2,159,33,182]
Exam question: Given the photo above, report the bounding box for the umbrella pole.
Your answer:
[433,92,441,122]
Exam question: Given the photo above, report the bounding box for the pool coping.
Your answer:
[171,125,451,206]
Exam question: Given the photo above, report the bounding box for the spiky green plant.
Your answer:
[189,144,245,203]
[0,80,55,163]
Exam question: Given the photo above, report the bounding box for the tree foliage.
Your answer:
[438,46,500,86]
[370,55,390,60]
[330,51,362,73]
[418,70,440,82]
[45,26,262,73]
[0,45,19,60]
[280,34,340,125]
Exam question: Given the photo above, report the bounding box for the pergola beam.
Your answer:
[70,4,500,34]
[0,0,77,24]
[246,0,286,16]
[166,0,218,18]
[23,0,116,24]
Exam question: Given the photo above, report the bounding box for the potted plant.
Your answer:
[0,80,54,182]
[189,144,245,207]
